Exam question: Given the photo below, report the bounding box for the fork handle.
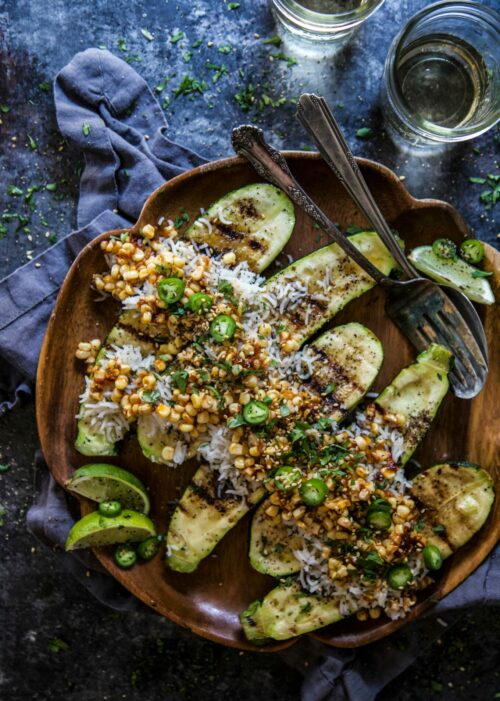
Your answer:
[297,94,417,280]
[231,125,390,286]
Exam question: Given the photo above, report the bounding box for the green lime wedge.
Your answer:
[409,246,495,305]
[65,463,150,514]
[65,509,156,551]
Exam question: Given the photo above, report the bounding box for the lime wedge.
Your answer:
[65,509,156,551]
[65,463,150,514]
[409,246,495,305]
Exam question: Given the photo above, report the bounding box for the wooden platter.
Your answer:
[36,153,500,652]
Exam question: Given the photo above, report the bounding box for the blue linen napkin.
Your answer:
[0,48,497,701]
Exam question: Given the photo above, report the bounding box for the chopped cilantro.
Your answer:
[470,172,499,209]
[183,51,193,63]
[0,224,6,239]
[324,383,336,396]
[117,37,127,52]
[206,62,228,84]
[141,28,154,41]
[279,401,291,417]
[142,390,160,404]
[300,602,313,614]
[227,414,246,429]
[0,464,10,473]
[7,185,23,196]
[356,127,373,140]
[155,75,174,93]
[0,505,4,526]
[45,183,57,192]
[173,75,207,98]
[432,524,445,533]
[227,2,240,8]
[174,209,190,228]
[48,638,69,653]
[263,35,282,46]
[270,51,297,67]
[217,280,238,305]
[192,39,202,48]
[82,122,91,137]
[47,233,58,244]
[27,134,37,150]
[172,370,189,393]
[218,45,232,54]
[170,31,184,44]
[0,104,10,113]
[234,84,255,112]
[430,680,443,693]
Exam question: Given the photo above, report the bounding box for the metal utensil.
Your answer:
[231,123,488,399]
[295,93,489,396]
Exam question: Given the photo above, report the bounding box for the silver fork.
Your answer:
[231,122,488,399]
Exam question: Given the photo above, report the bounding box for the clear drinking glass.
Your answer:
[270,0,385,42]
[381,1,500,147]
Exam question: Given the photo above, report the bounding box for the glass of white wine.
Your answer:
[269,0,385,41]
[381,1,500,147]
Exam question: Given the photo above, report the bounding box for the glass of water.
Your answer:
[381,1,500,147]
[270,0,385,41]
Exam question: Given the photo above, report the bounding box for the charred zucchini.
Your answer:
[165,323,384,573]
[243,462,494,643]
[186,183,295,273]
[249,344,452,578]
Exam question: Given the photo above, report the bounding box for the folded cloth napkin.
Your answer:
[0,48,497,701]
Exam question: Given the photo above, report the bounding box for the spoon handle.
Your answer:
[297,93,417,280]
[231,124,390,286]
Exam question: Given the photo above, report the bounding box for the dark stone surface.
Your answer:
[0,1,498,700]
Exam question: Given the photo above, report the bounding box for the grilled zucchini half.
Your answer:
[249,343,452,578]
[74,325,155,456]
[165,323,384,573]
[137,231,395,464]
[242,461,494,643]
[75,183,296,457]
[186,183,295,273]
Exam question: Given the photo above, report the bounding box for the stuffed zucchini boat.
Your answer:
[241,461,493,643]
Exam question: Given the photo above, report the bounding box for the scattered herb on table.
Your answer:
[270,51,297,67]
[155,75,174,93]
[170,31,184,44]
[117,37,127,52]
[206,62,228,84]
[356,127,373,140]
[0,104,10,113]
[192,39,202,48]
[469,173,499,209]
[218,45,232,54]
[48,638,69,653]
[228,2,240,8]
[183,51,193,63]
[7,185,23,197]
[82,122,91,137]
[0,505,5,526]
[234,84,255,112]
[263,35,282,46]
[173,75,207,98]
[27,134,38,151]
[45,183,57,192]
[430,680,443,693]
[0,464,9,474]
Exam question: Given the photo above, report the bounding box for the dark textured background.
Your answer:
[0,1,499,699]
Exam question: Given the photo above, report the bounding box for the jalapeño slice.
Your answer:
[157,277,185,304]
[243,400,269,425]
[209,314,236,342]
[187,292,213,314]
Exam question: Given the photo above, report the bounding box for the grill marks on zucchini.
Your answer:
[411,462,495,557]
[265,232,394,343]
[74,326,155,457]
[187,183,296,272]
[165,323,384,573]
[242,461,494,643]
[248,344,453,579]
